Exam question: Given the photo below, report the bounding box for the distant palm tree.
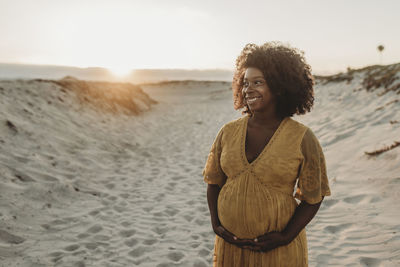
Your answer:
[377,45,384,64]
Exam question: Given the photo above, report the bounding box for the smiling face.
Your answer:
[242,67,276,116]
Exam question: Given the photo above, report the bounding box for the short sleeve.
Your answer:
[295,128,331,204]
[203,126,227,188]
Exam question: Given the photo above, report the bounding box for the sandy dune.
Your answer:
[0,67,399,266]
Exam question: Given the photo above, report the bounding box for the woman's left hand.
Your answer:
[242,231,289,252]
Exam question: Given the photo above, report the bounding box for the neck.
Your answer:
[249,111,282,128]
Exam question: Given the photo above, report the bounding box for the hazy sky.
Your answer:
[1,0,399,74]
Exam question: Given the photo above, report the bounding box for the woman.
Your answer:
[203,42,331,266]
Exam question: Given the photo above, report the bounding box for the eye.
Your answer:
[255,80,264,85]
[243,81,249,87]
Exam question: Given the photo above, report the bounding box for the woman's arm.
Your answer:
[207,184,221,228]
[282,198,324,243]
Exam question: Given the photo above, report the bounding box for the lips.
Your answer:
[246,96,262,104]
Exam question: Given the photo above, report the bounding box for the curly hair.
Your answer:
[232,42,314,118]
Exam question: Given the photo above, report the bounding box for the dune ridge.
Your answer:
[316,63,400,95]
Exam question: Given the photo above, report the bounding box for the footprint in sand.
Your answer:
[40,173,59,182]
[119,193,130,199]
[183,214,194,222]
[107,195,118,201]
[14,173,35,182]
[167,251,185,262]
[14,156,29,164]
[128,246,150,257]
[120,221,132,228]
[151,168,160,175]
[77,233,90,239]
[197,206,207,213]
[324,223,352,234]
[73,261,85,267]
[84,242,98,250]
[190,242,201,249]
[343,194,366,204]
[198,248,210,257]
[113,204,128,213]
[186,200,195,206]
[64,244,80,251]
[49,251,64,258]
[0,229,25,244]
[188,158,200,165]
[389,177,400,184]
[194,218,207,226]
[104,183,115,189]
[153,211,164,217]
[142,206,154,212]
[86,224,103,234]
[119,229,136,238]
[142,151,152,158]
[369,196,382,203]
[166,182,177,190]
[359,257,381,267]
[193,259,208,267]
[142,238,157,245]
[164,206,180,217]
[316,253,330,262]
[172,175,185,181]
[151,226,169,235]
[321,198,339,208]
[205,243,214,250]
[88,209,101,216]
[64,173,75,180]
[124,238,139,247]
[49,252,64,263]
[155,193,165,202]
[93,234,111,241]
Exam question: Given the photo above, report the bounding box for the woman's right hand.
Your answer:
[213,224,254,248]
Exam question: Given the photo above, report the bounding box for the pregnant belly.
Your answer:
[217,181,296,239]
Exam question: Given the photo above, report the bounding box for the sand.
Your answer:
[0,69,399,266]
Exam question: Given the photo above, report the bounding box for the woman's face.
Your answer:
[242,67,276,115]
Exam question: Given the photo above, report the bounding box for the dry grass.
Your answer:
[375,99,399,111]
[362,64,400,95]
[315,72,354,84]
[365,141,400,156]
[316,63,400,95]
[48,76,157,115]
[138,80,230,87]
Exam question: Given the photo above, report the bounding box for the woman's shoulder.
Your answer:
[288,118,322,147]
[286,117,310,135]
[221,116,247,132]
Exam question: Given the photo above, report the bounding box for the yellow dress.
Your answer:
[203,116,331,267]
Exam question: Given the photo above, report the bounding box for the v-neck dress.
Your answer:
[203,116,331,267]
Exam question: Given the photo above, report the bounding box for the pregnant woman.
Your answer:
[204,42,331,266]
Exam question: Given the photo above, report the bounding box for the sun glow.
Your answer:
[108,65,133,77]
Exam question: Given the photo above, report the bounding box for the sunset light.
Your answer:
[108,65,133,77]
[0,0,399,74]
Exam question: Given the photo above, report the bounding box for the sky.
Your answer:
[0,0,399,75]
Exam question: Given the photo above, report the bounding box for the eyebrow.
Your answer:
[243,76,265,80]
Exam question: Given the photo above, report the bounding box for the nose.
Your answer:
[242,84,254,97]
